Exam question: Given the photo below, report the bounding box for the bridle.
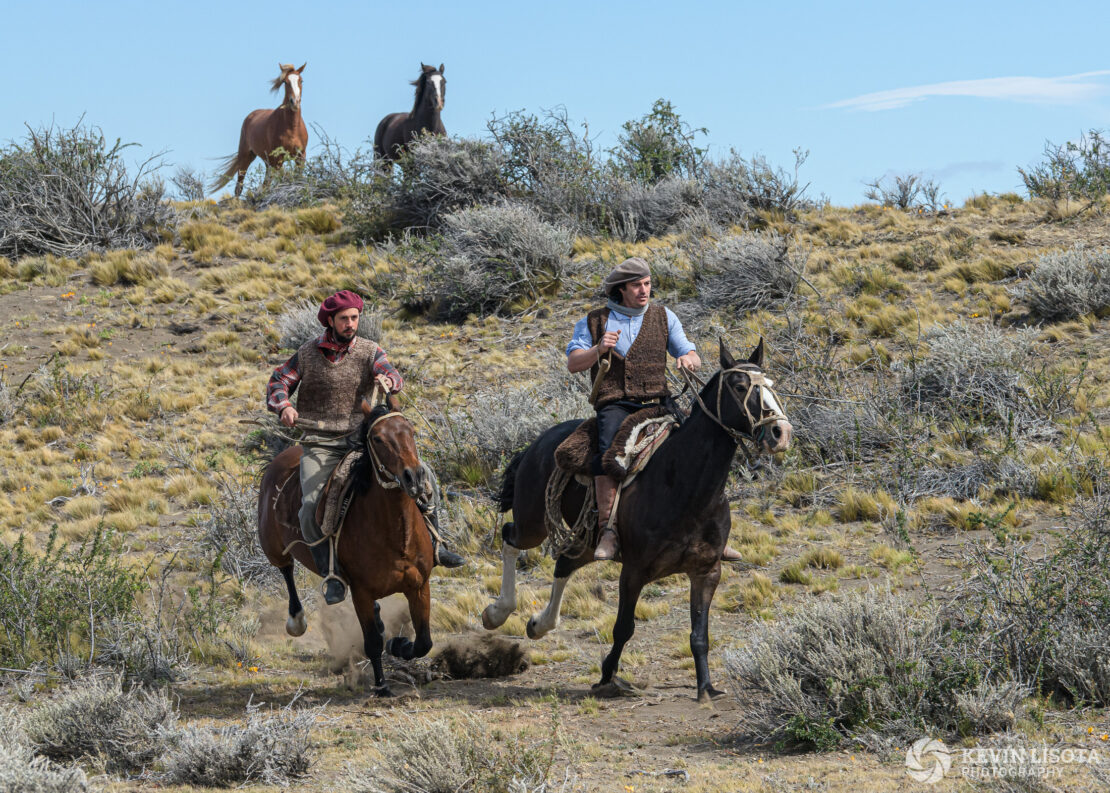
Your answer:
[679,364,789,464]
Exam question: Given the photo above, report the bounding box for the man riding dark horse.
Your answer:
[266,290,464,604]
[566,258,744,563]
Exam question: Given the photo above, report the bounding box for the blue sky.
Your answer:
[4,0,1110,206]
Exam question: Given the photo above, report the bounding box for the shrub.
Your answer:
[274,299,384,350]
[601,175,703,241]
[692,232,803,313]
[899,322,1036,423]
[347,711,573,793]
[1017,245,1110,321]
[0,739,88,793]
[23,674,175,774]
[487,107,606,233]
[958,485,1110,706]
[160,699,318,787]
[196,473,272,585]
[1018,129,1110,214]
[864,173,944,211]
[171,166,207,201]
[246,126,381,210]
[0,526,142,667]
[724,588,1016,748]
[0,121,171,258]
[702,148,812,225]
[610,98,707,183]
[386,134,508,230]
[427,203,573,319]
[430,363,589,484]
[0,375,16,425]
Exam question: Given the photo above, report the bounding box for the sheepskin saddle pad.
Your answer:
[315,449,363,537]
[554,404,677,480]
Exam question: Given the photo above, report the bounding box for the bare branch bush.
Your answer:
[159,697,319,787]
[864,173,943,211]
[1016,244,1110,321]
[1018,129,1110,215]
[23,673,175,775]
[690,232,804,313]
[171,166,207,202]
[702,148,812,225]
[0,729,89,793]
[427,202,573,320]
[197,472,272,586]
[600,175,704,242]
[0,121,172,258]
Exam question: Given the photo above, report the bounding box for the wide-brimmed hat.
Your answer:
[601,257,651,293]
[317,290,364,326]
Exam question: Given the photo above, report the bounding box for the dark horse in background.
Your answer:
[211,63,308,198]
[482,340,793,703]
[374,63,446,162]
[257,396,434,695]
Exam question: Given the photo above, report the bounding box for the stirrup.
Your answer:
[594,527,620,562]
[310,539,347,605]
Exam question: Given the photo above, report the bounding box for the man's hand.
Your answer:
[280,406,298,427]
[676,351,701,372]
[599,329,621,354]
[376,373,398,394]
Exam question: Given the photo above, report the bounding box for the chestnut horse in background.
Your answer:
[374,63,446,162]
[257,397,434,695]
[212,63,308,198]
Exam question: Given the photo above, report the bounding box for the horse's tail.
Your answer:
[208,152,241,194]
[495,451,525,513]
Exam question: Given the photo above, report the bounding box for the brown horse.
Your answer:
[257,397,434,695]
[212,63,309,198]
[373,63,447,162]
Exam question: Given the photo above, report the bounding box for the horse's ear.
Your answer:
[297,62,306,73]
[387,392,400,412]
[360,397,374,416]
[719,336,736,370]
[748,337,765,368]
[439,63,445,74]
[420,62,429,71]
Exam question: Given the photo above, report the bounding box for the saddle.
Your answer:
[314,449,364,537]
[554,404,679,480]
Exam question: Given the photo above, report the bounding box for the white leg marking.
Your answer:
[528,576,569,639]
[481,542,520,629]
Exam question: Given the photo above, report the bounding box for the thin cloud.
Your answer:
[827,70,1110,112]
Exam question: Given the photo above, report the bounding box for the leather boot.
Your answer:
[593,475,620,562]
[309,541,347,605]
[721,545,744,563]
[418,498,466,568]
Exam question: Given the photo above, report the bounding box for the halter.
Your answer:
[679,365,789,464]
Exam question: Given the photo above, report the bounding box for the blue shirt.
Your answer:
[565,305,696,359]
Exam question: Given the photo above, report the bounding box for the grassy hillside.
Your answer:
[2,141,1110,790]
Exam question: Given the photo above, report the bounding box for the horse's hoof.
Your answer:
[285,610,307,637]
[385,637,409,658]
[592,677,639,699]
[697,685,727,706]
[525,617,540,640]
[481,604,507,630]
[374,685,395,698]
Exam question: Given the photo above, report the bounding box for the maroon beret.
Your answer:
[317,290,364,326]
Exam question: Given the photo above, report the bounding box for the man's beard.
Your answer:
[333,327,357,343]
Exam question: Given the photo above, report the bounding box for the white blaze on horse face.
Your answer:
[760,380,786,420]
[429,74,444,109]
[288,73,302,106]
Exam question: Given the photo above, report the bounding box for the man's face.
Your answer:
[329,307,360,342]
[619,276,651,308]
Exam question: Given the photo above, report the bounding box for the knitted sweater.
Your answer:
[586,304,669,408]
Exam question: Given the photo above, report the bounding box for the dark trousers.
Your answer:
[592,399,658,476]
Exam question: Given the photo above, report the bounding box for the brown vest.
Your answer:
[587,304,669,408]
[294,337,377,433]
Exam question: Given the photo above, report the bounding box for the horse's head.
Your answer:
[712,338,793,455]
[416,62,446,111]
[272,62,306,110]
[358,395,426,499]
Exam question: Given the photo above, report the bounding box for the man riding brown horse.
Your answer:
[266,290,464,604]
[566,258,744,563]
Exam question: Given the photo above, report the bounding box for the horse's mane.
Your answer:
[409,69,430,117]
[271,65,295,92]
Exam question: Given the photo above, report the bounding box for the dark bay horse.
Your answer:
[373,63,447,162]
[212,63,309,198]
[482,340,793,703]
[257,397,434,695]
